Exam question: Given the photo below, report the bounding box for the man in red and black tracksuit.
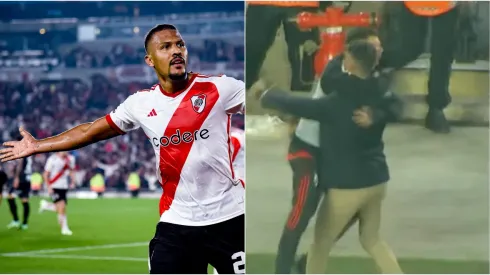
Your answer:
[267,28,400,274]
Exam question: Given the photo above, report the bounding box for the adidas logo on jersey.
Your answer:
[147,109,157,117]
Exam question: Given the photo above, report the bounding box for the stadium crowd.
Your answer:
[0,39,244,73]
[64,41,244,69]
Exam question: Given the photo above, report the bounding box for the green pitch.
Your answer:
[0,197,488,274]
[246,254,489,274]
[0,197,215,274]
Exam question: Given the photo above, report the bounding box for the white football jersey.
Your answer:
[230,127,245,183]
[106,73,245,226]
[44,154,75,190]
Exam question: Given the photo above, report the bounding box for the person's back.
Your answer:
[320,75,389,190]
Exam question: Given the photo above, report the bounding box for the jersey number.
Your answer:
[231,251,245,274]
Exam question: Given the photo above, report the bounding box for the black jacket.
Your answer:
[261,63,401,189]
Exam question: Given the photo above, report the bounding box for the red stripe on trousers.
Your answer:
[287,150,312,161]
[158,82,219,216]
[286,174,310,230]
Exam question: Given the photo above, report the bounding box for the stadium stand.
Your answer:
[0,2,244,193]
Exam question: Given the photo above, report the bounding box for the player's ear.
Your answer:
[145,54,154,67]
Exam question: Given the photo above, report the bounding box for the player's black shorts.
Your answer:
[8,181,31,199]
[51,188,68,204]
[149,214,245,274]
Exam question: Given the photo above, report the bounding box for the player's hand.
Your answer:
[70,183,76,189]
[48,186,53,195]
[249,79,269,100]
[0,127,38,162]
[352,106,373,128]
[13,178,19,189]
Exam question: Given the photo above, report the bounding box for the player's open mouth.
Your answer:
[170,58,185,68]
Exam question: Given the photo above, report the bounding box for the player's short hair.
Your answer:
[144,24,178,53]
[346,40,377,73]
[345,27,378,44]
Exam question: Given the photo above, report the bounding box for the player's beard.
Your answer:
[169,70,187,81]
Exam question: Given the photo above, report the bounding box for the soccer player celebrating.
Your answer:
[0,24,245,274]
[39,152,76,236]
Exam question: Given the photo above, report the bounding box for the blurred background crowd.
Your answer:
[0,1,244,194]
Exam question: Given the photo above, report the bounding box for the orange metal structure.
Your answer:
[294,6,378,78]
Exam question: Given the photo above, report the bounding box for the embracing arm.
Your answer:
[260,87,337,122]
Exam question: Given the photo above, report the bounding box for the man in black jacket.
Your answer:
[255,41,402,274]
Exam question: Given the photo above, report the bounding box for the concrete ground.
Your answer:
[245,124,489,261]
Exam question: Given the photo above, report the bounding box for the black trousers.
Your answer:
[246,5,319,91]
[379,5,460,110]
[275,136,358,274]
[149,215,245,274]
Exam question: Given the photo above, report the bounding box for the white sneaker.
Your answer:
[7,221,20,229]
[61,228,73,236]
[39,199,48,213]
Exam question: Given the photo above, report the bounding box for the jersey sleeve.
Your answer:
[217,76,245,114]
[105,94,140,134]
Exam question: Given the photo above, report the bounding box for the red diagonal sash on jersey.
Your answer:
[230,135,241,163]
[158,82,219,216]
[227,118,244,187]
[48,157,70,185]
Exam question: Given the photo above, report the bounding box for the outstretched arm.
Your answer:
[0,117,120,162]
